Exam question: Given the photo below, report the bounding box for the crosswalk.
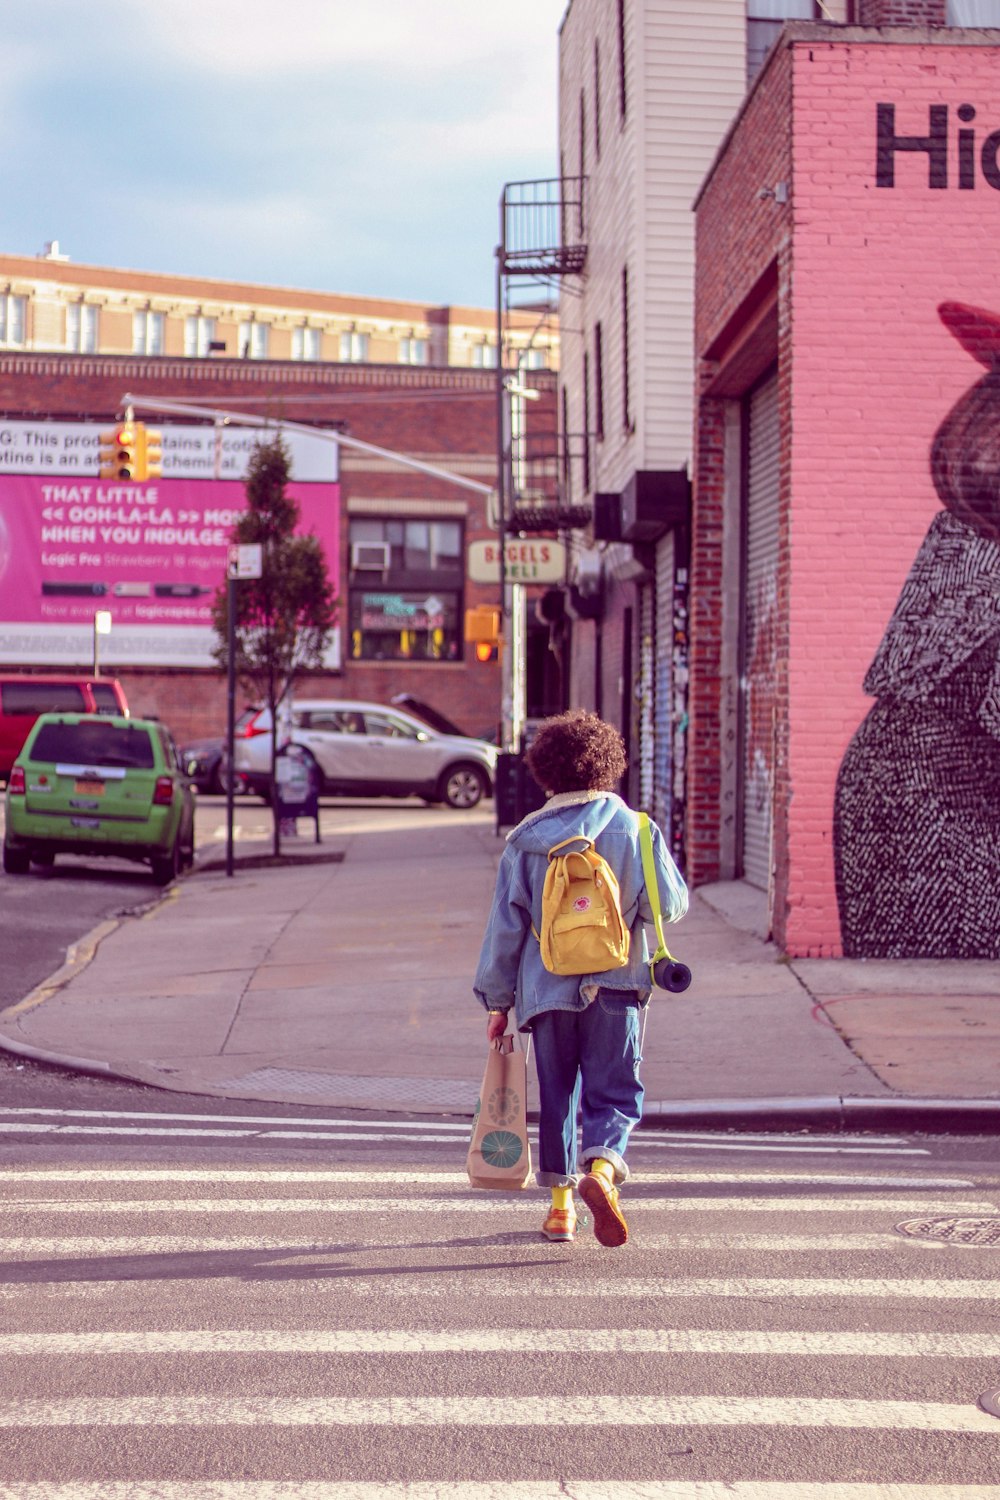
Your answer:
[1,1157,999,1491]
[0,1105,936,1156]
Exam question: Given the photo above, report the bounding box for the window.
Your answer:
[617,0,627,122]
[340,331,369,362]
[399,337,428,365]
[473,342,498,368]
[348,517,463,661]
[947,1,1000,19]
[66,302,97,353]
[292,326,321,361]
[593,40,602,159]
[133,310,164,356]
[185,316,217,357]
[582,349,591,492]
[0,294,26,347]
[239,321,270,359]
[578,90,586,234]
[594,323,605,442]
[621,264,632,432]
[747,2,817,85]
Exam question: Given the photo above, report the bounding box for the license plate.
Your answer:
[70,816,101,830]
[74,779,105,796]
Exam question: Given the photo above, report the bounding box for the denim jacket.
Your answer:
[473,791,688,1030]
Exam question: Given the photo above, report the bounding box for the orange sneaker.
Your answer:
[541,1206,577,1241]
[577,1170,629,1247]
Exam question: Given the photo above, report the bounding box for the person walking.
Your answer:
[473,709,687,1247]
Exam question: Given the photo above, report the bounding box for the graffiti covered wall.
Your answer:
[789,39,1000,956]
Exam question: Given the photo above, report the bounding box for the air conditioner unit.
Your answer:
[351,541,390,571]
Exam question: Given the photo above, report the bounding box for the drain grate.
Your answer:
[895,1215,1000,1246]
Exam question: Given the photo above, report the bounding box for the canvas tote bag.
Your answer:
[466,1032,532,1190]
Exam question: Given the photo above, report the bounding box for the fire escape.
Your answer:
[495,176,590,537]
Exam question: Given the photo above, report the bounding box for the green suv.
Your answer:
[3,713,195,885]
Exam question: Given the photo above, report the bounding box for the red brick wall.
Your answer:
[857,1,946,23]
[0,356,553,747]
[690,45,792,894]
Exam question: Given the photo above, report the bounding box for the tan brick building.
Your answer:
[0,244,558,373]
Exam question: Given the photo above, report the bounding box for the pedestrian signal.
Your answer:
[465,605,501,663]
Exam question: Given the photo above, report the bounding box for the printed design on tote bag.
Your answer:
[479,1130,524,1169]
[487,1085,521,1126]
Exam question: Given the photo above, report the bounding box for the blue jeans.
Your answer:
[530,990,644,1188]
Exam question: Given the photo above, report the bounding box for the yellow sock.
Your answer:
[551,1185,573,1212]
[590,1158,615,1186]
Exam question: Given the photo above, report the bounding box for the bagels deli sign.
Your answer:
[468,538,566,584]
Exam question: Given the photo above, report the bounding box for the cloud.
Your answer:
[2,0,565,305]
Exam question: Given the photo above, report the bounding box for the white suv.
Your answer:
[233,699,498,810]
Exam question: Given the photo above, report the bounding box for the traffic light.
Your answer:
[465,605,501,663]
[141,425,163,479]
[98,422,140,480]
[98,420,161,481]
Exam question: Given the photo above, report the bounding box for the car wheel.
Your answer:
[2,843,29,875]
[151,837,181,886]
[439,763,486,810]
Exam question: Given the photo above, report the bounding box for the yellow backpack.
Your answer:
[535,835,630,976]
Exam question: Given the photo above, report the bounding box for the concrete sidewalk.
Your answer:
[1,806,998,1130]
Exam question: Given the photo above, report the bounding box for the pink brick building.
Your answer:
[692,11,1000,957]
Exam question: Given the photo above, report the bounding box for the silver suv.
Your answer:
[233,699,498,810]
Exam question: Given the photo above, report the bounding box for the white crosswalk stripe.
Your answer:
[1,1158,998,1489]
[0,1107,933,1156]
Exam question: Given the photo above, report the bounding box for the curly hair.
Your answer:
[525,709,627,795]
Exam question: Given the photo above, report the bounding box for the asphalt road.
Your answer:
[0,1115,999,1488]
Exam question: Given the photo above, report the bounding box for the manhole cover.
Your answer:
[978,1388,1000,1420]
[896,1216,1000,1246]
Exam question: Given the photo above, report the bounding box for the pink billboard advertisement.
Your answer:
[0,422,340,668]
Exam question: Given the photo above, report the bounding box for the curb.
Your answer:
[0,1025,998,1134]
[641,1095,1000,1134]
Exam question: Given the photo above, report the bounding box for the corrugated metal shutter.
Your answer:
[638,584,655,811]
[653,532,674,836]
[740,371,780,891]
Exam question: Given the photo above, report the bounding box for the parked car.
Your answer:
[3,713,195,885]
[178,735,247,795]
[0,676,129,782]
[389,692,499,745]
[233,699,498,810]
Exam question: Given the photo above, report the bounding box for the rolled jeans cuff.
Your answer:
[535,1171,581,1189]
[580,1146,629,1185]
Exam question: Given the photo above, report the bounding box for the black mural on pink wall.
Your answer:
[833,301,1000,959]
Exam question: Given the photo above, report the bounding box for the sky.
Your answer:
[7,0,567,310]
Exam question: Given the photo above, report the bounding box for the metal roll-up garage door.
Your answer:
[652,531,674,837]
[740,370,780,891]
[637,584,654,812]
